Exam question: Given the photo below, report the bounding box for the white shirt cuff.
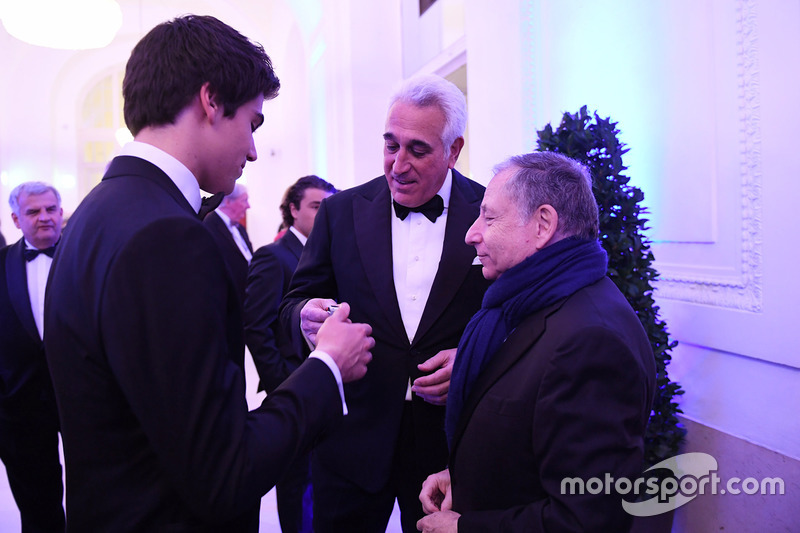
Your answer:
[309,350,348,415]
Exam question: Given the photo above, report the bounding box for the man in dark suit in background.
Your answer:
[418,152,656,533]
[281,74,491,533]
[44,15,373,532]
[245,174,337,533]
[1,181,65,532]
[204,182,253,297]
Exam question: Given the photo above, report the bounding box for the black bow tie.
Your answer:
[24,245,57,262]
[198,192,225,220]
[393,195,445,223]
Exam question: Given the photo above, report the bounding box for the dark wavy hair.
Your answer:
[123,15,280,136]
[279,175,338,229]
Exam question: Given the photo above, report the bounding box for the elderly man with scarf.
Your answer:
[418,151,656,533]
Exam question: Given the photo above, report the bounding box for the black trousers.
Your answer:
[312,402,448,533]
[0,401,65,533]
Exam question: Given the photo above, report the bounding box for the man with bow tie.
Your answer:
[281,74,492,533]
[0,181,66,532]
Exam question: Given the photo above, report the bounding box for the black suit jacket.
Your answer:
[44,155,344,532]
[245,230,304,393]
[281,170,491,492]
[450,277,656,533]
[204,211,252,300]
[0,239,57,415]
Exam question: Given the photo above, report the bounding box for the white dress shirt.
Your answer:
[288,225,307,245]
[391,171,453,400]
[392,171,452,343]
[215,209,253,263]
[25,239,52,339]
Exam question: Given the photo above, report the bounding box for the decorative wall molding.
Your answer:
[656,0,763,312]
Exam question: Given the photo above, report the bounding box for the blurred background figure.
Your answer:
[204,182,254,298]
[0,181,66,533]
[245,174,337,533]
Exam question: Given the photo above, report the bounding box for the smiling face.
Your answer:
[465,168,540,280]
[198,95,265,195]
[12,190,63,249]
[383,101,462,208]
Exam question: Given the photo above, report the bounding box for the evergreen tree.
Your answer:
[537,106,686,466]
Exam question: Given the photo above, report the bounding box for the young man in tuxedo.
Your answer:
[44,15,373,532]
[245,174,337,533]
[281,75,491,532]
[0,181,65,532]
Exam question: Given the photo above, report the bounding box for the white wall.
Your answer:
[460,0,800,461]
[0,0,319,249]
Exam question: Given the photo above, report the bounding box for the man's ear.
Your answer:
[447,137,465,169]
[533,204,559,249]
[289,202,299,220]
[11,212,20,229]
[198,82,220,122]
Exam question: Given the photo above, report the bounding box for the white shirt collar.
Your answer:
[118,141,202,213]
[289,226,307,245]
[216,209,233,227]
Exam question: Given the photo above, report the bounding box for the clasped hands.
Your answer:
[417,469,460,532]
[300,299,373,382]
[301,299,455,403]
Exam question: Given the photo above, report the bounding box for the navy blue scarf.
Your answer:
[445,237,608,448]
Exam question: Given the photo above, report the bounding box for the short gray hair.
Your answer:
[222,183,247,205]
[8,181,62,216]
[389,74,467,151]
[494,152,599,240]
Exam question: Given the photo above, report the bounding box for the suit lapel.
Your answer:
[207,213,239,249]
[281,230,304,261]
[5,240,40,343]
[238,225,254,253]
[414,170,481,343]
[450,300,564,454]
[353,180,407,342]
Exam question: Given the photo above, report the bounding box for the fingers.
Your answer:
[413,349,456,405]
[420,484,443,514]
[419,470,451,514]
[441,483,453,512]
[417,348,455,372]
[315,303,374,383]
[300,298,339,345]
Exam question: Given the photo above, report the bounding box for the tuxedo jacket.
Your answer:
[0,239,57,416]
[450,277,656,533]
[281,170,491,492]
[245,229,304,393]
[204,211,253,300]
[44,155,344,532]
